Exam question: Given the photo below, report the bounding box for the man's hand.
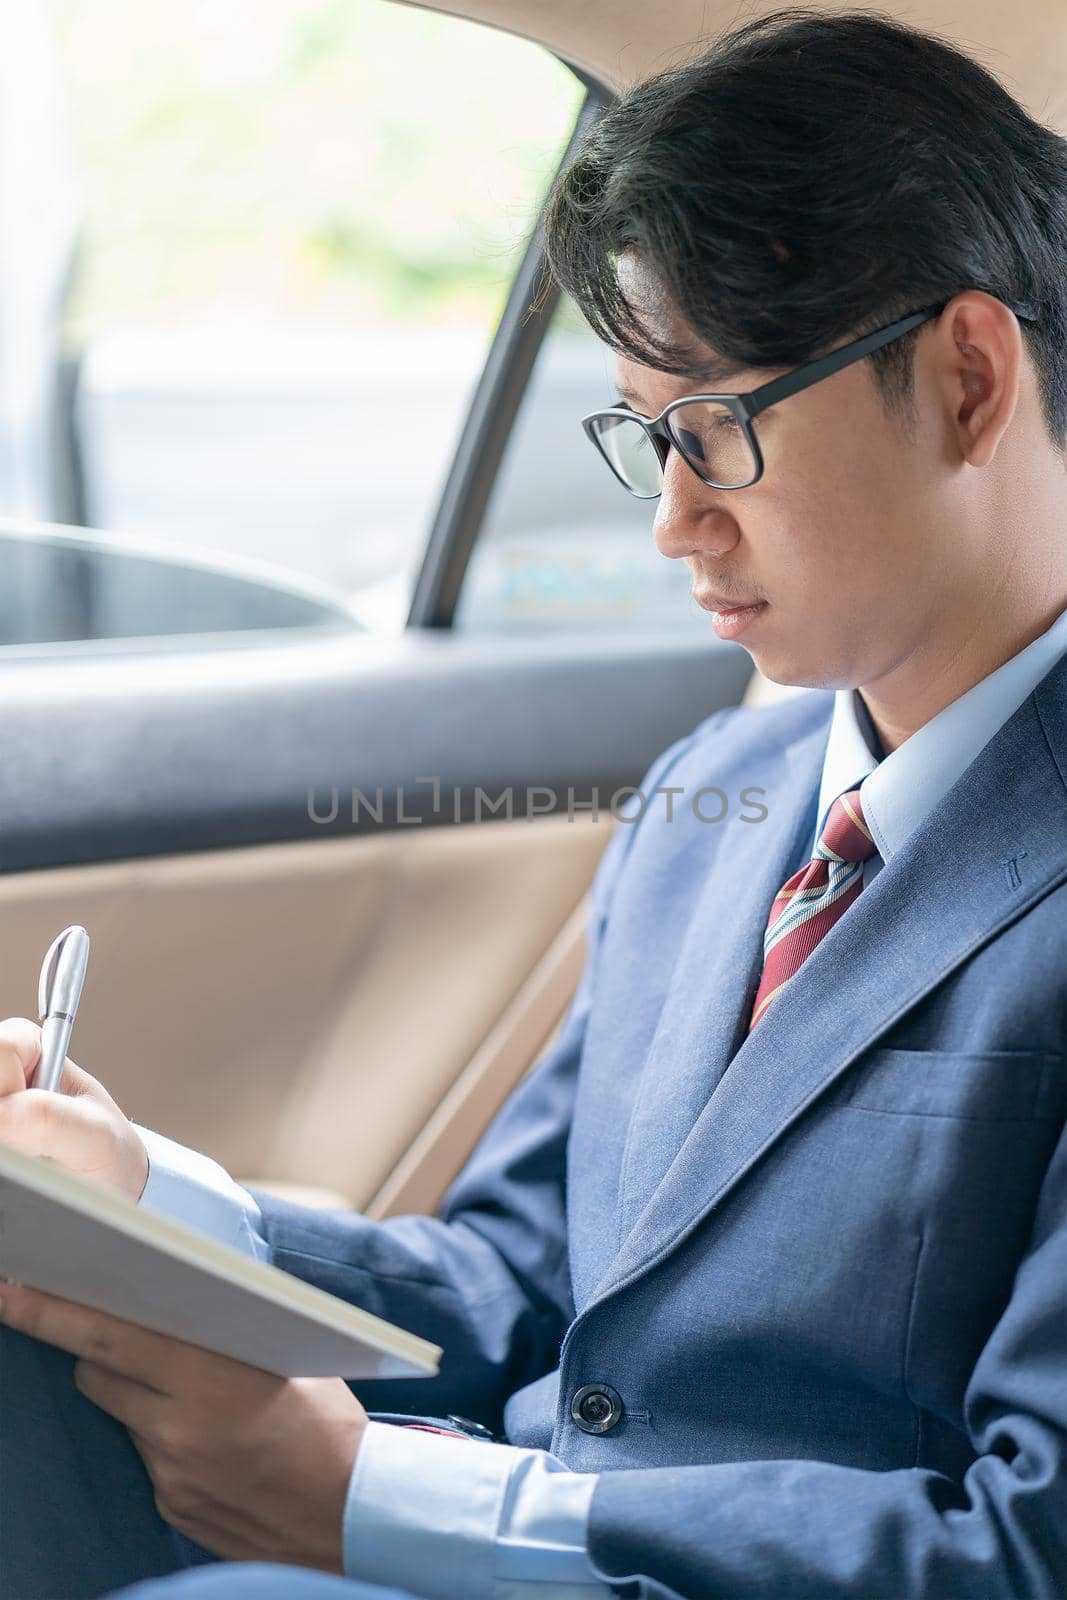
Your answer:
[0,1281,369,1573]
[0,1016,150,1202]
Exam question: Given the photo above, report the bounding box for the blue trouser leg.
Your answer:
[1,1323,444,1600]
[0,1324,217,1600]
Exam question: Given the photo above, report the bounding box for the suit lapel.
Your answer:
[595,670,1067,1309]
[613,707,831,1243]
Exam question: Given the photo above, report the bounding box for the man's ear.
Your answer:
[936,292,1023,470]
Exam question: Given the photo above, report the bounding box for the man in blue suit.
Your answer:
[2,9,1067,1599]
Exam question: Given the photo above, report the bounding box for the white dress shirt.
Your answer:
[813,600,1067,883]
[134,599,1067,1599]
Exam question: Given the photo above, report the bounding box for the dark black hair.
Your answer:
[542,8,1067,452]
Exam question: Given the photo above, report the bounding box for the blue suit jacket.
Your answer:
[247,650,1067,1600]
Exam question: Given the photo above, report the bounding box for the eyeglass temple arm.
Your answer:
[745,298,1039,419]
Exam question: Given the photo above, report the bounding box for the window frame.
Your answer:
[406,74,612,630]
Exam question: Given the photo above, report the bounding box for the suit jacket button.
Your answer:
[571,1383,623,1434]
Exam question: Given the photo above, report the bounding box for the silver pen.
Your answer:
[35,925,91,1093]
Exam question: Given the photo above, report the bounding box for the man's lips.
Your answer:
[694,591,766,614]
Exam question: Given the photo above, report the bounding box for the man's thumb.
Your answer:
[0,1017,43,1094]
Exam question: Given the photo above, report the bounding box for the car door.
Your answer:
[0,5,758,1219]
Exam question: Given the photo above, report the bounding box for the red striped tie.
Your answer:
[746,785,878,1032]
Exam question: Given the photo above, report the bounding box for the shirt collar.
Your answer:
[814,602,1067,862]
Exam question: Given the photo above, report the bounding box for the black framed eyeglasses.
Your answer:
[581,298,1039,499]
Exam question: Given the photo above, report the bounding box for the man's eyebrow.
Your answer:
[614,362,747,408]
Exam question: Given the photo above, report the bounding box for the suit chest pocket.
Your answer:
[839,1047,1065,1121]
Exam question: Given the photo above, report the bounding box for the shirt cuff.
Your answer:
[344,1419,610,1599]
[130,1122,270,1264]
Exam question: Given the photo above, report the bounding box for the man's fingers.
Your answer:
[0,1283,178,1391]
[74,1358,168,1436]
[0,1019,91,1099]
[0,1059,149,1204]
[0,1088,107,1174]
[0,1018,42,1096]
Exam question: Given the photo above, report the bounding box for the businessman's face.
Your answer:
[613,256,1037,709]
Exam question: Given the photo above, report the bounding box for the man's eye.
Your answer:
[674,426,704,461]
[675,417,740,458]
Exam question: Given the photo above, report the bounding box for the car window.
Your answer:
[3,1,583,650]
[0,521,357,651]
[454,296,711,636]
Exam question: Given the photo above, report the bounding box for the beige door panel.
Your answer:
[363,889,583,1218]
[0,814,615,1213]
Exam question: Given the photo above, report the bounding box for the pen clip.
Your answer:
[38,927,83,1022]
[36,928,89,1024]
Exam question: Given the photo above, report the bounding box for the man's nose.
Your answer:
[652,446,742,561]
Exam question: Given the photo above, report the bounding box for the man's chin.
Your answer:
[741,647,822,693]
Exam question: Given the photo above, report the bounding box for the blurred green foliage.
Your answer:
[53,0,584,337]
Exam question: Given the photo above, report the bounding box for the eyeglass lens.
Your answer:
[592,401,758,496]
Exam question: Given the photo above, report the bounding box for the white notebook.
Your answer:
[0,1142,441,1380]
